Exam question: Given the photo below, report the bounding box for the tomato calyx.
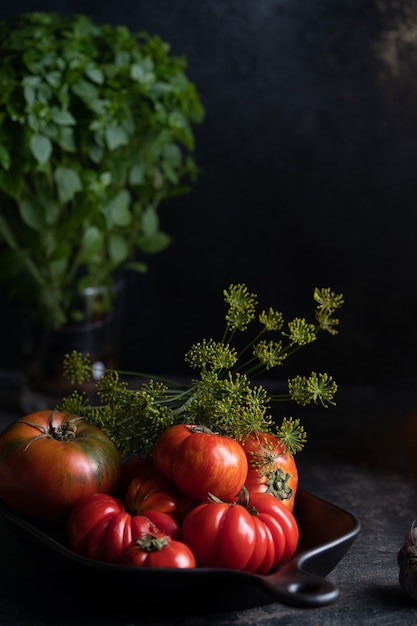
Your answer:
[133,532,170,552]
[20,412,84,450]
[265,467,293,501]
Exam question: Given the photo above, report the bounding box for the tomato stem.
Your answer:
[134,533,169,552]
[19,412,85,450]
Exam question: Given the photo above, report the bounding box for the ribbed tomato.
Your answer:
[122,456,195,524]
[152,424,248,502]
[241,432,298,512]
[67,493,180,563]
[0,411,122,522]
[181,490,299,574]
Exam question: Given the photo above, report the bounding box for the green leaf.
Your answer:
[30,133,52,164]
[162,162,179,184]
[37,82,53,104]
[105,126,129,151]
[130,61,155,85]
[104,190,132,227]
[163,143,182,166]
[71,79,99,102]
[22,75,41,105]
[55,126,76,152]
[49,256,69,279]
[18,198,44,231]
[115,50,131,68]
[99,171,112,188]
[88,145,104,164]
[151,81,175,97]
[141,206,159,236]
[168,111,187,130]
[128,163,145,186]
[78,226,103,262]
[85,65,104,85]
[23,85,36,106]
[109,232,129,265]
[41,196,60,225]
[45,71,62,89]
[138,231,172,254]
[54,167,82,203]
[124,260,148,273]
[51,109,76,126]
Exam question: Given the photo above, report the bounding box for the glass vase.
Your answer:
[19,281,125,413]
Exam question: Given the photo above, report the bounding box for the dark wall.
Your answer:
[1,0,417,389]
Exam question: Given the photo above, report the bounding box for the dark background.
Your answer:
[1,0,417,391]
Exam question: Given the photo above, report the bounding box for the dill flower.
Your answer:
[61,283,343,456]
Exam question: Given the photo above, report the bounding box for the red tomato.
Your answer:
[66,493,125,550]
[123,456,195,524]
[141,509,181,540]
[122,532,196,568]
[181,491,299,574]
[242,432,298,512]
[125,459,178,514]
[152,424,248,502]
[248,492,299,563]
[119,455,153,495]
[0,411,121,522]
[67,493,180,562]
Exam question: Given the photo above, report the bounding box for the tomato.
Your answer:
[241,432,298,512]
[181,491,299,574]
[122,532,196,568]
[119,455,152,495]
[125,458,178,514]
[248,492,299,563]
[77,511,157,563]
[0,411,122,523]
[141,509,181,540]
[67,493,180,563]
[152,424,248,502]
[123,456,195,524]
[67,493,125,549]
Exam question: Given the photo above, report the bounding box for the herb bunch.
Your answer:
[0,12,203,328]
[61,284,343,457]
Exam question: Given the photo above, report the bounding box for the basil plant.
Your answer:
[0,12,204,328]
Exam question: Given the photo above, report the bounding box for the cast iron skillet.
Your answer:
[0,490,360,615]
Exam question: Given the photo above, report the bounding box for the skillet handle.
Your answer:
[259,563,339,607]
